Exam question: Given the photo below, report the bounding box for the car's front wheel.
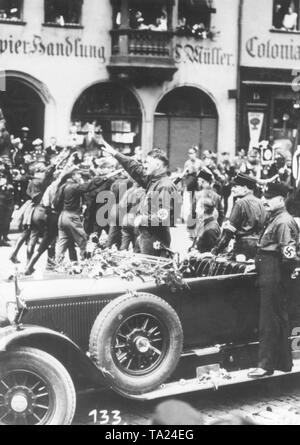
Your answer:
[0,347,76,425]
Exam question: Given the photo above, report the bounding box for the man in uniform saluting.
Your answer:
[249,183,299,378]
[100,137,179,257]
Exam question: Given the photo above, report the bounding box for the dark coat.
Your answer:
[196,217,221,253]
[115,152,180,232]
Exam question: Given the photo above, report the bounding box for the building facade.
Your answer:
[240,0,300,153]
[0,0,239,170]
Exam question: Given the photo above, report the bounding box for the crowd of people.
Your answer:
[0,110,299,275]
[0,107,300,383]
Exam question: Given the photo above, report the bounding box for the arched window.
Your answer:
[72,83,142,154]
[44,0,83,26]
[0,0,23,21]
[156,87,217,117]
[0,76,45,139]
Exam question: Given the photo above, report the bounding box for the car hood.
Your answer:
[0,274,157,304]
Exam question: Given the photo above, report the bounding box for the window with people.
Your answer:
[44,0,83,26]
[114,0,169,31]
[177,0,216,39]
[0,0,22,21]
[273,0,299,31]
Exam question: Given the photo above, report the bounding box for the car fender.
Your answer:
[0,325,107,390]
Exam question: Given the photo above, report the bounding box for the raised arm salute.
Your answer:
[100,137,180,257]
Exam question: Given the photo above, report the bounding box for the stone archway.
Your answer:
[0,71,52,140]
[154,86,218,169]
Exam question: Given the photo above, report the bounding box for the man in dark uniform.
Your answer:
[0,170,14,246]
[55,168,107,263]
[120,182,145,251]
[24,166,78,275]
[106,173,133,249]
[25,163,57,262]
[100,137,180,257]
[20,127,33,154]
[83,160,119,238]
[195,199,221,253]
[213,173,266,259]
[248,183,299,378]
[9,163,56,264]
[0,115,12,166]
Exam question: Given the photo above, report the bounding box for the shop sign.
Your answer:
[174,43,235,66]
[248,111,264,149]
[0,34,106,61]
[246,36,300,61]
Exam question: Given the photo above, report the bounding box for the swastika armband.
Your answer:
[282,245,297,260]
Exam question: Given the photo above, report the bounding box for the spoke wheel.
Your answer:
[90,293,183,395]
[0,370,52,425]
[112,313,169,376]
[0,348,76,425]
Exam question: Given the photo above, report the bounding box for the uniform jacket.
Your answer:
[196,217,221,253]
[228,192,267,238]
[119,184,146,227]
[62,176,106,214]
[108,177,133,225]
[26,165,55,204]
[0,183,14,211]
[258,208,299,264]
[115,152,180,230]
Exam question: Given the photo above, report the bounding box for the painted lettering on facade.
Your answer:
[174,43,235,66]
[246,36,300,61]
[0,34,106,61]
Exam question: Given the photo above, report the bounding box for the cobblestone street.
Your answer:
[74,375,300,425]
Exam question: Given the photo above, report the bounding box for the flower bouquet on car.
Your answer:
[54,241,188,292]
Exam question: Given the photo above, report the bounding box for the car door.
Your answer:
[180,273,259,349]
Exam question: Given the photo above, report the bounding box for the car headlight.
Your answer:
[6,301,19,325]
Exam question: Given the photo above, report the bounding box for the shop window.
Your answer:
[176,0,216,39]
[114,0,169,31]
[44,0,83,27]
[72,83,142,154]
[272,0,300,31]
[0,0,23,21]
[273,99,298,142]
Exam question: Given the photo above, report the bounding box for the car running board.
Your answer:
[122,358,300,401]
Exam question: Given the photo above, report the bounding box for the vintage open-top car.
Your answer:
[0,252,300,425]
